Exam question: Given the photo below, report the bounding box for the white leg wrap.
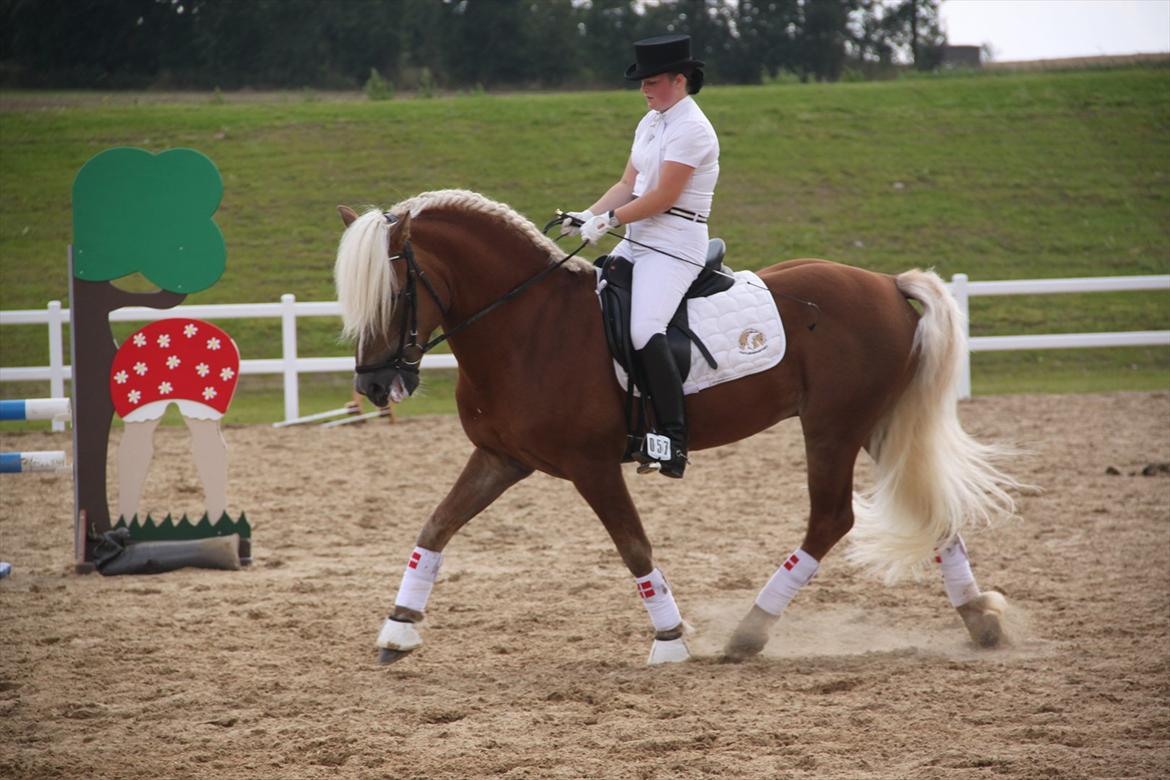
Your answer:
[755,549,820,617]
[635,568,683,632]
[937,535,981,607]
[394,546,442,613]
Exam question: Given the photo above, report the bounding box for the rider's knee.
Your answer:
[631,321,666,351]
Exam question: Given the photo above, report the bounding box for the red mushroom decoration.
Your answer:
[110,318,240,422]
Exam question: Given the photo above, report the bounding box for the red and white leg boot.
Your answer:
[636,568,691,665]
[377,546,442,663]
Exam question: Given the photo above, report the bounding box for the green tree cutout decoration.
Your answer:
[70,148,229,568]
[73,147,225,291]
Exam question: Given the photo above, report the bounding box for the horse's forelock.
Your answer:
[334,209,397,347]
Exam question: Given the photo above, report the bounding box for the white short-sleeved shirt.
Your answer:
[630,95,720,216]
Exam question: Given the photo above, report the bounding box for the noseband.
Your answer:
[354,211,587,384]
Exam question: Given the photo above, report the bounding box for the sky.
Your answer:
[939,0,1170,62]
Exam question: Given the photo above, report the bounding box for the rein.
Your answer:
[355,212,589,378]
[553,210,822,328]
[356,205,823,382]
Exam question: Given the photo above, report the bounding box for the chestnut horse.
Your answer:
[334,190,1018,665]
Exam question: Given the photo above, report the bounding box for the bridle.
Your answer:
[353,213,447,386]
[353,211,587,385]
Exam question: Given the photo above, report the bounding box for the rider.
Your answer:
[565,34,719,479]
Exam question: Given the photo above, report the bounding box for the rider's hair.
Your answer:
[671,67,705,95]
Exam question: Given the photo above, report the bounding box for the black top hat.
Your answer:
[625,34,704,81]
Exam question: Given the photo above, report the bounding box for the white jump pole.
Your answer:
[320,408,392,428]
[271,406,353,428]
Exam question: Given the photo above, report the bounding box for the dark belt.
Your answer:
[664,206,708,224]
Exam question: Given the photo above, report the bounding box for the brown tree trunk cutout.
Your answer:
[69,264,184,565]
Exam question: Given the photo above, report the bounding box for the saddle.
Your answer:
[595,239,733,461]
[595,238,731,384]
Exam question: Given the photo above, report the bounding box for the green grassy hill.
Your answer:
[2,66,1167,424]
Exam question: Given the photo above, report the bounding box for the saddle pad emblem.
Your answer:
[738,328,767,355]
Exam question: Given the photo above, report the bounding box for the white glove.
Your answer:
[580,211,620,244]
[560,209,593,236]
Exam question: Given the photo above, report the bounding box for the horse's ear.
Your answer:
[337,205,359,227]
[389,211,412,252]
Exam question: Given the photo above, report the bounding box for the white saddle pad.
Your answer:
[598,269,787,396]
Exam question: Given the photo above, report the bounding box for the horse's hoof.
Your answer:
[723,631,767,662]
[723,605,777,661]
[647,636,690,665]
[378,647,414,665]
[377,616,422,652]
[957,591,1009,648]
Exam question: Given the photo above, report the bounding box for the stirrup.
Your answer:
[635,433,665,474]
[625,435,648,464]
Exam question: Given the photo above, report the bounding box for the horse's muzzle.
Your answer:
[355,367,420,408]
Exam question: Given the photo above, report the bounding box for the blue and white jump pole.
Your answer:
[0,450,68,473]
[0,397,71,423]
[1,397,71,473]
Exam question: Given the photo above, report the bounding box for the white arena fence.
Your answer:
[2,276,1167,429]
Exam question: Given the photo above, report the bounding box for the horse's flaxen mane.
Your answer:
[336,189,591,346]
[389,189,592,273]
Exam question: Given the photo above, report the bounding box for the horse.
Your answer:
[333,189,1019,665]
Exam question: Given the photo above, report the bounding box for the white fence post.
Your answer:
[46,300,66,432]
[951,274,972,399]
[280,293,299,422]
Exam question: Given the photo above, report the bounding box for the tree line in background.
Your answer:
[0,0,946,91]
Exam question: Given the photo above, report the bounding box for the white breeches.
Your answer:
[615,217,708,350]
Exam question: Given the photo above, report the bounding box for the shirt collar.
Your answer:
[655,95,693,126]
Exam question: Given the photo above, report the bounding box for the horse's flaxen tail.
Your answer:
[847,269,1020,582]
[334,209,398,349]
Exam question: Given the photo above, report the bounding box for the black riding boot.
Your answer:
[635,333,688,478]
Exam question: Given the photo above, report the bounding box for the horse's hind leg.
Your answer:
[725,429,861,661]
[937,535,1008,647]
[570,464,690,665]
[376,447,532,663]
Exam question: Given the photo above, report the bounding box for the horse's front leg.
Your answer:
[571,463,691,665]
[377,446,532,664]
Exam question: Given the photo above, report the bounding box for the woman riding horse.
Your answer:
[564,34,717,480]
